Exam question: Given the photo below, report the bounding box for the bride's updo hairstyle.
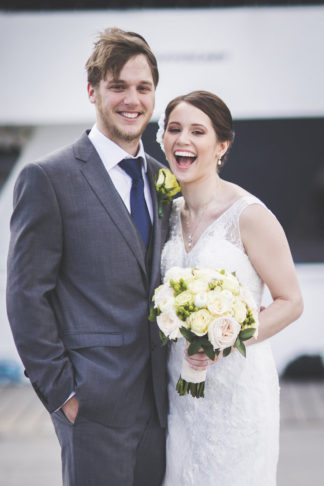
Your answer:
[163,90,235,167]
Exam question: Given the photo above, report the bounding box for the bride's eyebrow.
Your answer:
[190,123,206,129]
[167,121,207,130]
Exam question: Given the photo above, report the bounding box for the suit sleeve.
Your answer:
[6,163,75,412]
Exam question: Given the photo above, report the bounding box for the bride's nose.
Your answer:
[175,129,190,145]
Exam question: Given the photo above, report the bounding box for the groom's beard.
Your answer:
[106,122,147,143]
[95,92,153,146]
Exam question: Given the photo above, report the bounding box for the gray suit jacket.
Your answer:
[6,131,171,428]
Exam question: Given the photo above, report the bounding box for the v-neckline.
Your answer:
[178,196,247,255]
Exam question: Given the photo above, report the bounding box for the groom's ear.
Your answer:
[87,83,96,104]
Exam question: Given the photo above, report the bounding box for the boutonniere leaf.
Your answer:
[155,168,181,218]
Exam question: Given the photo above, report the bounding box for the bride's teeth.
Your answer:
[122,112,139,118]
[174,151,195,157]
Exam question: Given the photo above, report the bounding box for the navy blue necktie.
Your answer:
[119,157,152,247]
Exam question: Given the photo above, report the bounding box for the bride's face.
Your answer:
[163,101,224,184]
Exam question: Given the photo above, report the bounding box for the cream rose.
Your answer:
[193,268,226,284]
[208,316,241,350]
[194,291,209,308]
[232,299,247,323]
[154,284,175,312]
[220,289,235,302]
[187,278,209,294]
[187,309,213,336]
[207,290,232,316]
[156,309,183,340]
[239,286,257,311]
[164,266,193,285]
[221,275,240,295]
[193,268,218,280]
[174,291,195,308]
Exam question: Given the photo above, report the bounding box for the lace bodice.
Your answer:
[162,195,265,305]
[161,195,279,486]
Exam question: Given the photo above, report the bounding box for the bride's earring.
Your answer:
[217,157,222,167]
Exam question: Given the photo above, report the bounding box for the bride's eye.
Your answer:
[192,130,204,135]
[167,127,180,133]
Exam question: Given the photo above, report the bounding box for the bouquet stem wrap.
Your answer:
[176,359,207,398]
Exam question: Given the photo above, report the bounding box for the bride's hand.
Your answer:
[184,344,222,371]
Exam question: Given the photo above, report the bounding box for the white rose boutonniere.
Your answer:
[155,168,181,218]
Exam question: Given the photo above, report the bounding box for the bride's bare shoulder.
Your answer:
[239,199,282,240]
[223,180,253,200]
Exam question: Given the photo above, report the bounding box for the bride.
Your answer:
[159,91,303,485]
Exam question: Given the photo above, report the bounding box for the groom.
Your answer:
[6,28,170,486]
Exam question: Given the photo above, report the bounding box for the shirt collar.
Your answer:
[88,124,147,172]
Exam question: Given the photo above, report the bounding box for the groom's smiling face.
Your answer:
[88,54,155,155]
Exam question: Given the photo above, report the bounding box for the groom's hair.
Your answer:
[85,27,159,87]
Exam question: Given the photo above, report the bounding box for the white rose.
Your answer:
[154,284,175,312]
[212,270,230,280]
[220,289,235,302]
[193,268,217,280]
[187,309,213,336]
[187,278,209,294]
[193,268,225,284]
[232,299,247,323]
[164,266,193,284]
[220,275,240,295]
[174,291,194,307]
[239,286,257,311]
[208,316,241,351]
[156,309,183,340]
[207,290,232,316]
[194,291,209,308]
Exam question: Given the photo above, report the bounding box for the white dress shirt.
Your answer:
[88,124,153,221]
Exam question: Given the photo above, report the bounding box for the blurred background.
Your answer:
[0,1,323,485]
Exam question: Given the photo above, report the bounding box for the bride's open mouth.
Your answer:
[174,151,197,169]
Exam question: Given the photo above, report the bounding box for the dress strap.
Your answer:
[235,195,266,218]
[225,195,268,253]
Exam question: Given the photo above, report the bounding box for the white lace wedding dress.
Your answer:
[161,195,279,486]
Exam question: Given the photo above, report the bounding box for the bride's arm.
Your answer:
[240,204,303,344]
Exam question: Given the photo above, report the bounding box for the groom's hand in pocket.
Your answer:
[62,395,79,424]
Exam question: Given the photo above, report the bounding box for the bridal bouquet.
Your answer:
[149,267,259,398]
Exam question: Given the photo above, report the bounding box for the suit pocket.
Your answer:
[62,331,127,350]
[52,403,82,427]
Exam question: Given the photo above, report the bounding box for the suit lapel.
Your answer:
[146,157,170,296]
[74,133,147,275]
[146,158,173,350]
